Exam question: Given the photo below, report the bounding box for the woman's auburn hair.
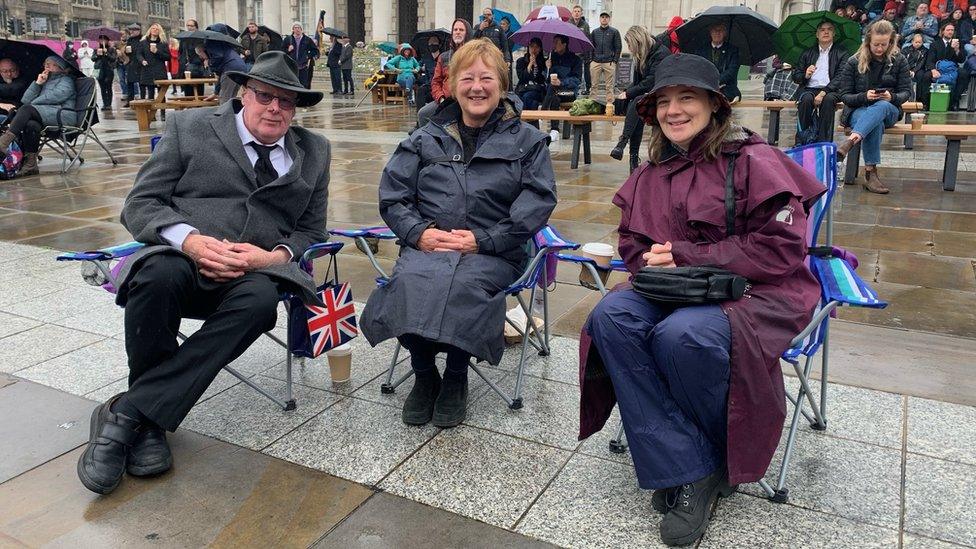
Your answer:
[448,38,510,95]
[856,19,897,73]
[647,91,732,164]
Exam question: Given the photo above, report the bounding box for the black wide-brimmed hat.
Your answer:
[225,50,324,107]
[636,53,731,126]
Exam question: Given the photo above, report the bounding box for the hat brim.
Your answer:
[636,83,731,127]
[226,71,324,107]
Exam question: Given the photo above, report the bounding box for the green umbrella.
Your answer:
[773,11,861,66]
[377,41,399,55]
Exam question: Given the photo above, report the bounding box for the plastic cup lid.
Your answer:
[581,242,614,256]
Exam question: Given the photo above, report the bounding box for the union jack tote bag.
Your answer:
[289,282,358,359]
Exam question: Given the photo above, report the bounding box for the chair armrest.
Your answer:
[810,256,888,309]
[300,241,343,264]
[54,105,93,128]
[56,241,145,261]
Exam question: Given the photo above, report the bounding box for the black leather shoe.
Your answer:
[77,394,140,494]
[127,426,173,477]
[432,374,468,428]
[652,486,679,514]
[402,373,440,425]
[629,154,641,173]
[609,138,627,160]
[659,467,735,546]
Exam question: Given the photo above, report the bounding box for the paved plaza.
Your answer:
[1,80,975,548]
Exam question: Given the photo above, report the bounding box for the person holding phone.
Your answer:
[830,20,913,193]
[918,22,967,110]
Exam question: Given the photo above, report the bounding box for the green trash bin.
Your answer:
[930,88,950,112]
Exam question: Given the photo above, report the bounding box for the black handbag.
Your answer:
[632,152,750,305]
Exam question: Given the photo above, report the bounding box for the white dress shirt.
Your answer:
[808,44,832,88]
[159,107,294,256]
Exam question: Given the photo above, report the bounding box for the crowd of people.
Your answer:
[0,5,956,544]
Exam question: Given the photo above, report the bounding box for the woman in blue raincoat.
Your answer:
[384,43,422,104]
[362,39,556,429]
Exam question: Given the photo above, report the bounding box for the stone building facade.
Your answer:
[1,0,184,38]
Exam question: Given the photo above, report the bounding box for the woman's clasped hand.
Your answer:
[417,228,478,253]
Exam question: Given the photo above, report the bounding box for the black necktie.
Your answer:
[248,142,279,186]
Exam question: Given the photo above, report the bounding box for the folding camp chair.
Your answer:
[55,240,345,411]
[560,143,887,502]
[329,224,578,409]
[38,76,118,173]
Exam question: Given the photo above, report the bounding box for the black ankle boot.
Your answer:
[629,154,641,173]
[659,467,735,546]
[432,374,468,428]
[402,372,441,425]
[77,393,140,494]
[609,137,627,160]
[652,486,680,514]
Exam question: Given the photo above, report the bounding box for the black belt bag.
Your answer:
[632,152,750,305]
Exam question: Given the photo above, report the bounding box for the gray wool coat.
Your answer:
[21,74,78,127]
[359,95,557,364]
[117,99,330,305]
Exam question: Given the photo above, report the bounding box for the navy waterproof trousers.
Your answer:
[586,289,731,489]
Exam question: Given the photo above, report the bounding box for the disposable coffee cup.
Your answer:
[910,113,925,130]
[579,242,614,287]
[326,343,352,383]
[184,71,192,79]
[125,45,132,53]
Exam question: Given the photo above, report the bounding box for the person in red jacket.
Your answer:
[416,18,471,128]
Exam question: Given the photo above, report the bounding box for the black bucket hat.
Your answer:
[636,53,732,126]
[225,50,323,107]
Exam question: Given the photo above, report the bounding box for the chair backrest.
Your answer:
[781,142,839,362]
[783,142,837,248]
[73,77,98,131]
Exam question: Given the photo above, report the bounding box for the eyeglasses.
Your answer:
[246,85,297,111]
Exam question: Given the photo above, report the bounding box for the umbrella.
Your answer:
[81,26,122,42]
[322,27,348,39]
[479,8,522,50]
[0,39,83,82]
[675,5,779,65]
[377,41,399,55]
[206,23,240,39]
[175,30,243,50]
[412,28,450,55]
[773,11,861,65]
[258,25,283,50]
[510,18,593,53]
[526,5,572,22]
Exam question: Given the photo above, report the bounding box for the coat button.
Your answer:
[666,166,672,171]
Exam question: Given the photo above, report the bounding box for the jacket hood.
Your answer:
[399,43,414,56]
[451,19,473,51]
[666,16,684,31]
[659,124,760,163]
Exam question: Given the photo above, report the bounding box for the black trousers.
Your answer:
[329,65,342,92]
[122,254,280,431]
[796,88,841,142]
[542,85,576,130]
[615,94,646,156]
[140,84,156,100]
[342,68,354,93]
[582,59,591,91]
[97,72,114,108]
[6,104,44,153]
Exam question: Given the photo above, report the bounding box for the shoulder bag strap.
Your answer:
[725,151,740,237]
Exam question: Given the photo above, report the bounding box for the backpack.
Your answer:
[794,91,821,146]
[0,140,23,179]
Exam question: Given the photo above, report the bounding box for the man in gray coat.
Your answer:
[77,51,329,495]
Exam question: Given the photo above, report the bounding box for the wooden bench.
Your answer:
[521,100,925,170]
[735,100,922,146]
[374,83,405,105]
[131,99,218,131]
[841,123,974,191]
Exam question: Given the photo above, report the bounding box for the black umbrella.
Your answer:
[676,5,779,65]
[175,30,244,50]
[0,39,83,82]
[206,23,240,39]
[412,28,450,55]
[321,27,348,38]
[257,25,283,50]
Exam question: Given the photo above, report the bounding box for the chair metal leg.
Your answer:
[283,303,296,410]
[470,362,516,408]
[609,419,627,453]
[381,342,412,394]
[89,130,118,165]
[224,364,291,410]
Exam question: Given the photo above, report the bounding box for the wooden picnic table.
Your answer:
[130,77,218,131]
